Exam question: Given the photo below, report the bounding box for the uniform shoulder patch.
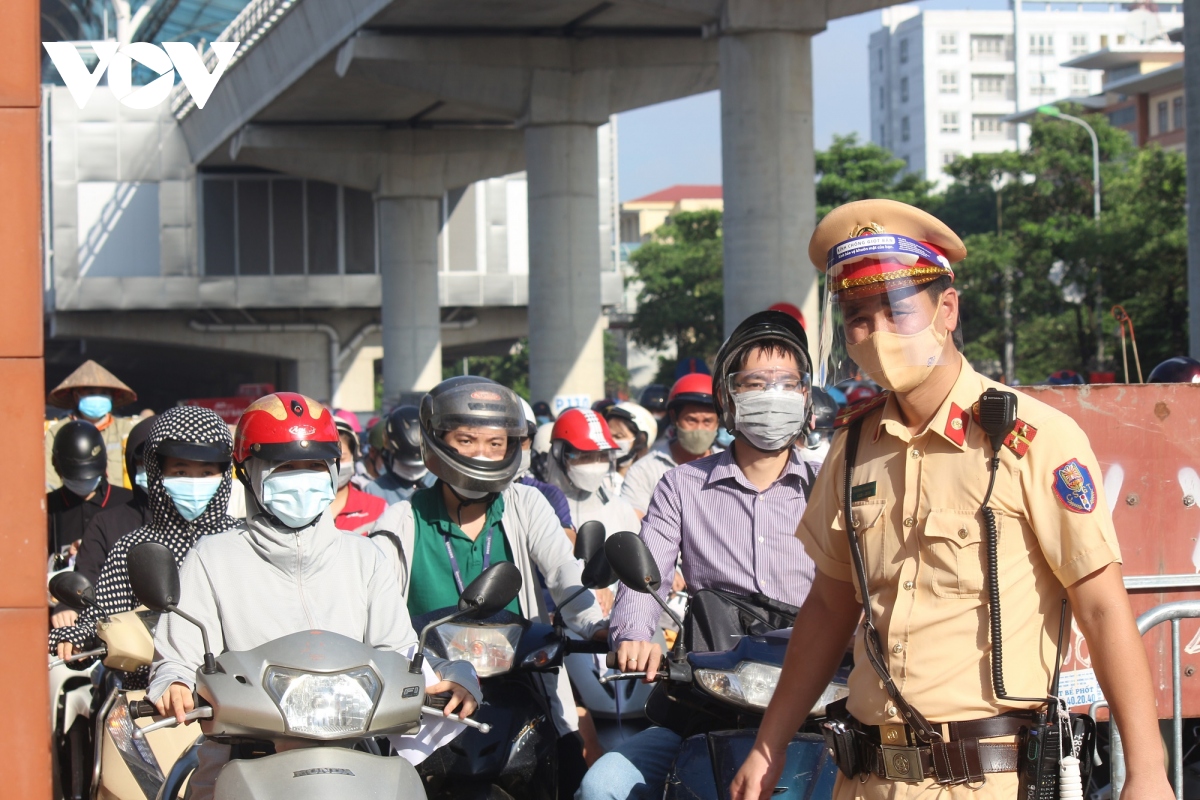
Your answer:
[834,391,889,429]
[1052,459,1096,514]
[969,404,1038,458]
[945,403,970,446]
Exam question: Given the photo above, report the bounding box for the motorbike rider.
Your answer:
[44,359,140,490]
[621,374,721,520]
[603,402,658,479]
[49,406,237,673]
[582,310,820,800]
[47,420,134,572]
[516,397,575,533]
[804,387,838,461]
[367,405,438,505]
[638,384,669,441]
[329,415,387,533]
[149,392,480,800]
[371,376,609,794]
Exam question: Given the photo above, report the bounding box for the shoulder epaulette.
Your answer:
[834,391,889,429]
[970,402,1039,458]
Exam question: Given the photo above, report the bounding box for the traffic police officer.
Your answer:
[731,200,1171,799]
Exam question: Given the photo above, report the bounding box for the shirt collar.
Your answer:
[872,356,983,450]
[429,487,505,541]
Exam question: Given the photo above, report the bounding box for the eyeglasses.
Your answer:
[726,368,811,395]
[563,448,612,465]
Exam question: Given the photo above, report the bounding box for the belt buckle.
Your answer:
[878,723,907,745]
[880,745,924,782]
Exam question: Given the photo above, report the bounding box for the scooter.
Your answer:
[414,520,614,800]
[123,540,519,800]
[49,571,201,800]
[601,531,844,800]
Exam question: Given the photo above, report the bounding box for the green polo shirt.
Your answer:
[406,486,520,618]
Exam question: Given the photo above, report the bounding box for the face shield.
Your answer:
[817,232,956,394]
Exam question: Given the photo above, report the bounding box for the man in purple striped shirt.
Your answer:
[580,310,821,800]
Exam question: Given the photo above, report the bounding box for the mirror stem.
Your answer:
[552,584,593,632]
[169,605,217,674]
[642,581,687,661]
[412,608,470,675]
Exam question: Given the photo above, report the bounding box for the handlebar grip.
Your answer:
[564,639,610,655]
[130,700,159,720]
[605,652,619,669]
[424,691,450,711]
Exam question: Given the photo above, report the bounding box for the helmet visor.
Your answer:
[427,383,526,438]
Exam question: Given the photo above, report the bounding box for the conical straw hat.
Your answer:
[48,360,138,410]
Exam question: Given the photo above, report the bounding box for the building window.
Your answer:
[939,71,959,94]
[878,48,884,72]
[879,85,885,110]
[942,150,962,166]
[971,34,1010,62]
[940,111,960,134]
[1107,106,1136,127]
[1029,34,1054,56]
[1071,70,1091,96]
[1070,34,1089,55]
[1158,101,1170,135]
[900,77,909,103]
[939,33,958,55]
[901,116,911,142]
[899,39,909,64]
[880,124,886,144]
[201,175,377,276]
[1029,72,1056,97]
[972,114,1013,140]
[1174,96,1185,130]
[972,74,1013,101]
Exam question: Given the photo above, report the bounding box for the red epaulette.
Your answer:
[834,391,889,429]
[970,403,1039,458]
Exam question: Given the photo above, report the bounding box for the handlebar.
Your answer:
[421,705,491,734]
[563,639,609,655]
[48,646,106,670]
[132,706,213,739]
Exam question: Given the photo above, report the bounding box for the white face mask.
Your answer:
[614,439,634,458]
[733,391,809,452]
[567,461,610,493]
[514,449,532,480]
[390,460,428,484]
[337,461,354,490]
[261,469,336,529]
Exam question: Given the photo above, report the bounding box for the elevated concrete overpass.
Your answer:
[170,0,906,408]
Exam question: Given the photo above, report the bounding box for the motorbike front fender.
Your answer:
[213,747,424,800]
[665,730,837,800]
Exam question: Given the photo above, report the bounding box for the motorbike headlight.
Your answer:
[695,661,782,711]
[521,641,562,669]
[264,666,381,739]
[105,695,165,793]
[809,681,850,717]
[435,624,522,678]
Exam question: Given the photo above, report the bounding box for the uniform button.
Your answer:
[903,580,914,590]
[851,513,860,528]
[887,705,898,717]
[904,517,915,528]
[911,450,921,459]
[958,526,969,539]
[892,643,903,654]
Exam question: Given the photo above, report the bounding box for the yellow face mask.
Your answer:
[845,322,947,394]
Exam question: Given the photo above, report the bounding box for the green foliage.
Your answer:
[604,331,630,397]
[816,134,938,219]
[448,340,531,401]
[627,210,725,369]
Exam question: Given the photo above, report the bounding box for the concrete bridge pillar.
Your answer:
[719,3,824,335]
[525,123,605,410]
[378,195,443,404]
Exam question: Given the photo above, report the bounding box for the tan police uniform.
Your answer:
[44,360,139,489]
[797,200,1122,798]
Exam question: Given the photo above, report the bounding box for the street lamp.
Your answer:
[1037,105,1100,225]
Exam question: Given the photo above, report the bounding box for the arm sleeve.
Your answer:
[1022,416,1121,587]
[370,501,414,597]
[522,488,607,639]
[74,514,112,588]
[619,460,655,514]
[48,530,143,652]
[147,548,227,701]
[538,481,575,529]
[610,475,683,646]
[794,431,854,584]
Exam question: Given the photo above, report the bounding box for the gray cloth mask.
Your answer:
[733,391,809,452]
[674,426,717,455]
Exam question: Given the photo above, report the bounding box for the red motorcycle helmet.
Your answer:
[233,392,341,466]
[844,383,879,406]
[667,373,714,416]
[551,408,618,453]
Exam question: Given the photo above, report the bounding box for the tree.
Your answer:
[626,210,724,382]
[816,134,937,219]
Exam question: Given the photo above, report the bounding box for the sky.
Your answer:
[617,0,1010,201]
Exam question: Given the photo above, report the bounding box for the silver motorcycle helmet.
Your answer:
[419,376,526,494]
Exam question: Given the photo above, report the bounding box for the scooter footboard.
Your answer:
[665,730,837,800]
[214,747,424,800]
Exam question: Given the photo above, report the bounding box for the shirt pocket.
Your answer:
[841,500,888,582]
[921,510,985,599]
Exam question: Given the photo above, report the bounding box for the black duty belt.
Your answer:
[867,740,1019,783]
[861,711,1035,746]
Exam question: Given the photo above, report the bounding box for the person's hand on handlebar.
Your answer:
[427,680,477,719]
[614,639,663,682]
[55,641,75,661]
[154,682,195,724]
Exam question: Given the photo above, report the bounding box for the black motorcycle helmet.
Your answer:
[124,415,156,490]
[1148,356,1200,384]
[419,376,526,494]
[711,310,813,434]
[639,384,668,414]
[385,405,423,468]
[52,420,107,481]
[809,386,838,432]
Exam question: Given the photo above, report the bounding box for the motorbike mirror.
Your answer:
[458,562,523,618]
[49,572,96,611]
[574,520,606,561]
[604,531,660,593]
[127,542,180,613]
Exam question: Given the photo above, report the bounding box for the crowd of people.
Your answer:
[43,198,1187,800]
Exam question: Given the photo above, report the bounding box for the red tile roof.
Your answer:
[628,184,723,203]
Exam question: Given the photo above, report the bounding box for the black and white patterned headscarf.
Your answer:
[49,406,238,685]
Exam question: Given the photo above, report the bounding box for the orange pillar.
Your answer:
[0,0,51,797]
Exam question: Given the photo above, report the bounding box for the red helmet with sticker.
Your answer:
[233,392,341,464]
[667,373,714,415]
[551,408,618,452]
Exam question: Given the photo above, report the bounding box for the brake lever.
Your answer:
[598,671,666,685]
[48,647,106,669]
[132,706,213,738]
[422,705,491,734]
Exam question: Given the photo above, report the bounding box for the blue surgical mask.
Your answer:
[261,469,336,529]
[77,394,113,420]
[162,476,223,521]
[715,427,736,449]
[134,468,148,491]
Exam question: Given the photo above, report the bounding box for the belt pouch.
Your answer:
[821,697,864,779]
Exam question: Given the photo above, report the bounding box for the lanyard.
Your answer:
[443,523,497,595]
